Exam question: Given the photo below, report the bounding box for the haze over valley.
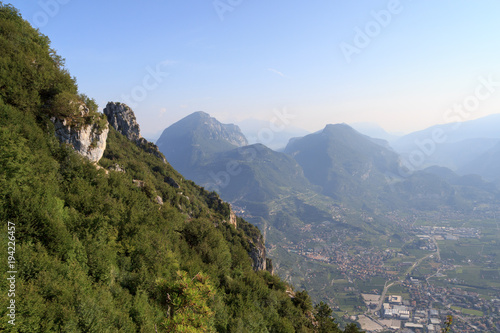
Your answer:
[3,1,500,332]
[156,111,500,332]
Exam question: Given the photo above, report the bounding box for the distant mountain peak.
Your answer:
[189,110,211,118]
[323,123,355,133]
[284,123,401,200]
[156,112,248,178]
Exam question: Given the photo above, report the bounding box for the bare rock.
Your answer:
[249,241,267,271]
[104,102,167,163]
[155,196,164,205]
[110,164,125,173]
[51,104,108,163]
[132,179,145,188]
[228,210,238,229]
[103,102,140,142]
[165,176,180,188]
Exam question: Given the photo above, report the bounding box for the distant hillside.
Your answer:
[156,113,316,201]
[459,141,500,183]
[284,124,499,211]
[196,143,315,202]
[392,114,500,171]
[158,114,500,213]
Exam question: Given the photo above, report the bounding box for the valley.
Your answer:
[265,208,500,332]
[156,110,500,331]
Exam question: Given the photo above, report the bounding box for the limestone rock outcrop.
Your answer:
[228,210,238,229]
[249,239,267,271]
[104,102,167,163]
[103,102,140,142]
[165,176,181,188]
[51,104,109,163]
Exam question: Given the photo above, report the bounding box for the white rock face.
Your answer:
[51,106,109,163]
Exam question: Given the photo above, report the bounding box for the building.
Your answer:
[388,295,402,305]
[404,322,424,329]
[399,310,410,320]
[384,308,396,318]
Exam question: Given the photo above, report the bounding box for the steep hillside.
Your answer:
[0,5,363,332]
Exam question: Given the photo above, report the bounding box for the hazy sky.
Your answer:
[8,0,500,137]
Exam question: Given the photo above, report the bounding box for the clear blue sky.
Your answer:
[7,0,500,137]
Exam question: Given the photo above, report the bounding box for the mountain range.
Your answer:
[156,113,500,213]
[154,110,500,307]
[391,114,500,177]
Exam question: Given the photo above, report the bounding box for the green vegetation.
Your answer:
[441,315,453,333]
[0,4,364,332]
[450,306,484,317]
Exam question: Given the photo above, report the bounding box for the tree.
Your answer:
[441,315,453,333]
[343,322,365,333]
[293,290,313,313]
[155,271,216,332]
[314,302,340,333]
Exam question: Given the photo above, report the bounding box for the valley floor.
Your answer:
[262,208,500,332]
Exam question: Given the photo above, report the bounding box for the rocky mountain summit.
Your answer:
[177,111,248,147]
[104,102,167,163]
[156,111,248,179]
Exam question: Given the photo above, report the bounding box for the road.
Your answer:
[372,280,399,314]
[431,236,441,261]
[371,252,434,314]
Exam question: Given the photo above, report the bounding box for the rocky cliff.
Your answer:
[103,102,140,141]
[104,102,167,163]
[51,104,109,163]
[249,240,267,271]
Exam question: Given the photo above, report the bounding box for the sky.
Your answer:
[7,0,500,139]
